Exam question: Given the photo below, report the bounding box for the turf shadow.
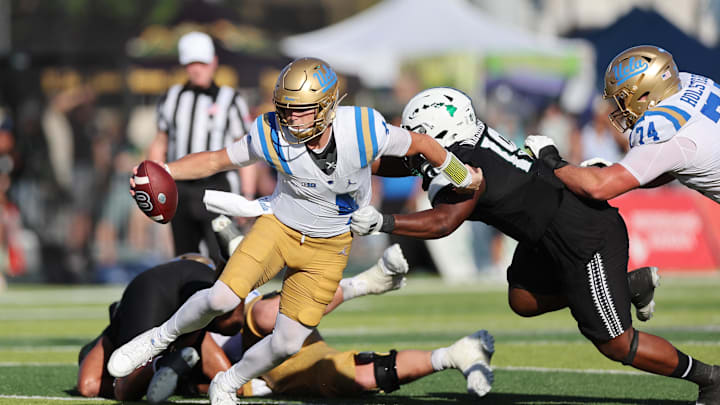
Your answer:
[475,391,692,404]
[269,393,693,404]
[56,391,694,405]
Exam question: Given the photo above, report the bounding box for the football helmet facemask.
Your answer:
[401,87,480,148]
[603,45,681,132]
[273,57,341,144]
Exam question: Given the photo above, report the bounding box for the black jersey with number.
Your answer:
[430,122,566,245]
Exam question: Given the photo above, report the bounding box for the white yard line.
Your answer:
[0,394,324,404]
[500,340,720,346]
[1,346,82,352]
[0,395,110,402]
[0,362,74,366]
[496,365,646,375]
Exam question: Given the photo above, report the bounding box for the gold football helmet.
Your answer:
[603,45,681,132]
[273,57,341,143]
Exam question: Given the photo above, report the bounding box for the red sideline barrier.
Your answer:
[610,186,720,272]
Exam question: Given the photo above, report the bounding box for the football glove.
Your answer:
[351,206,396,235]
[524,135,568,170]
[351,206,384,235]
[579,157,613,168]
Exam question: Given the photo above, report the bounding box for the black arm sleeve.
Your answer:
[431,185,475,207]
[374,156,416,177]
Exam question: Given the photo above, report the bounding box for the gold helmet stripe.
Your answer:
[354,107,379,168]
[257,114,292,175]
[645,106,689,130]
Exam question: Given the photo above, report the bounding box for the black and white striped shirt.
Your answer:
[157,82,252,163]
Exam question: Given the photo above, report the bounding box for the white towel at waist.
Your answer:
[203,190,273,217]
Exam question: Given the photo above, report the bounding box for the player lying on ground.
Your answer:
[76,253,236,400]
[109,57,482,405]
[149,272,493,401]
[76,236,413,400]
[77,219,493,401]
[352,87,720,405]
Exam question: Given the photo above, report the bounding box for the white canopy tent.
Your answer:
[281,0,594,96]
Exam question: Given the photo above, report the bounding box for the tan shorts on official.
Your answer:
[219,214,352,327]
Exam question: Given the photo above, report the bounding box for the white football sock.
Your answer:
[222,314,313,389]
[339,276,368,301]
[431,347,452,371]
[160,281,240,342]
[340,245,408,301]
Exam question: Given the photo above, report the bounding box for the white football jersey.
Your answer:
[619,72,720,202]
[227,106,412,236]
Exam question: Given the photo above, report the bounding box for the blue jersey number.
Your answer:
[647,122,659,141]
[336,194,358,215]
[634,122,659,145]
[701,92,720,123]
[634,126,644,145]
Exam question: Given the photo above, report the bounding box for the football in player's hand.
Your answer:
[133,160,177,224]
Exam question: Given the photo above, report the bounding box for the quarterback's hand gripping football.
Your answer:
[129,160,171,197]
[351,206,384,235]
[524,135,568,170]
[579,157,613,168]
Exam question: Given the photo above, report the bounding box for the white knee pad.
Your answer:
[269,314,313,359]
[206,281,241,314]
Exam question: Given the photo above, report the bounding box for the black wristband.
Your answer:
[539,145,569,170]
[380,214,395,233]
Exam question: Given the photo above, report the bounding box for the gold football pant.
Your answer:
[242,335,365,397]
[219,214,352,327]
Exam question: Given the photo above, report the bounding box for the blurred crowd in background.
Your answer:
[1,0,720,286]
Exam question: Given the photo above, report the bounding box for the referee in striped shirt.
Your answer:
[147,31,256,266]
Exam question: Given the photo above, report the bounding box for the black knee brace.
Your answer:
[356,350,400,393]
[621,328,639,366]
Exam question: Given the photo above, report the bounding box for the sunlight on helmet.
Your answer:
[401,87,480,147]
[273,57,342,144]
[603,45,681,132]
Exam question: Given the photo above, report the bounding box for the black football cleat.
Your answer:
[627,266,660,321]
[146,346,200,404]
[697,366,720,405]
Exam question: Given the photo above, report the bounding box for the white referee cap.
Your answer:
[178,31,215,65]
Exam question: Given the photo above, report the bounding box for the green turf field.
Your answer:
[0,273,718,404]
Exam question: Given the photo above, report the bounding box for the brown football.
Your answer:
[133,160,177,224]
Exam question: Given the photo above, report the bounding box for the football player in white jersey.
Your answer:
[524,46,720,404]
[525,45,720,203]
[107,57,480,405]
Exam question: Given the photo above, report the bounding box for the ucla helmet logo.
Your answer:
[273,57,342,144]
[604,45,681,132]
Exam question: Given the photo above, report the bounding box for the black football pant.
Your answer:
[172,174,230,268]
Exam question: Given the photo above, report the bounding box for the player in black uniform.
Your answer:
[76,217,416,402]
[76,254,244,400]
[352,88,720,404]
